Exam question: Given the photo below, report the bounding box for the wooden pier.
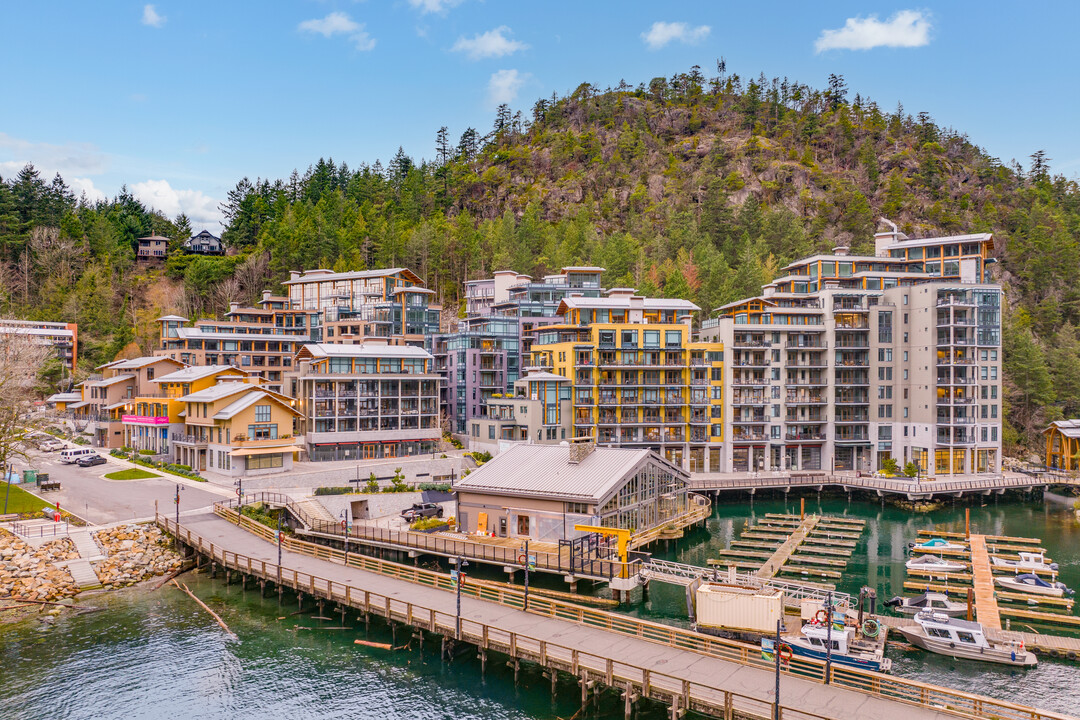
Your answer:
[756,515,820,579]
[968,535,1002,629]
[158,507,1076,720]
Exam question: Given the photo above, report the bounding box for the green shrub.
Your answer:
[138,448,156,456]
[313,487,355,496]
[903,461,919,478]
[418,483,452,492]
[411,517,449,531]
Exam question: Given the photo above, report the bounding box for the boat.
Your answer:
[762,621,891,673]
[995,573,1074,598]
[908,538,965,552]
[894,610,1036,667]
[905,554,967,573]
[990,551,1058,573]
[884,592,968,617]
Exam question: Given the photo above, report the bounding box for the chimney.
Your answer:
[262,290,272,302]
[568,437,596,463]
[229,301,239,312]
[832,246,850,257]
[290,270,301,281]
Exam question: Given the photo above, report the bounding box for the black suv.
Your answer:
[401,502,443,521]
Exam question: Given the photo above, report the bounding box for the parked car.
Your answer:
[401,502,443,521]
[38,438,66,452]
[76,454,106,467]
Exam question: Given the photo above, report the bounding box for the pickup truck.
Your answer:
[401,502,444,521]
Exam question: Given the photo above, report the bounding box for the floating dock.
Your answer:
[967,535,1001,629]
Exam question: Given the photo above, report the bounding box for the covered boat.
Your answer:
[884,592,967,617]
[905,555,966,573]
[995,573,1074,598]
[990,551,1058,573]
[908,538,965,552]
[895,611,1036,667]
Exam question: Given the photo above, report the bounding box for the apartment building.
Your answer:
[528,290,725,473]
[282,268,440,346]
[0,319,78,373]
[171,377,301,477]
[155,291,317,393]
[52,356,186,448]
[435,266,604,433]
[292,341,443,461]
[699,225,1001,476]
[469,368,572,453]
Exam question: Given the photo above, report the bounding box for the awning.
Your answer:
[67,401,90,409]
[229,445,303,457]
[104,401,128,410]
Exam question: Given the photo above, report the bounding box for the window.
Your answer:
[878,348,893,362]
[255,404,271,422]
[488,425,495,439]
[903,351,908,362]
[247,423,278,440]
[517,515,530,536]
[878,367,893,381]
[991,405,998,419]
[878,405,892,418]
[980,366,988,380]
[247,453,283,470]
[956,631,977,644]
[991,386,997,399]
[990,367,997,380]
[903,369,908,380]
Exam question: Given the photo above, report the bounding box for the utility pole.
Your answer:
[773,618,781,720]
[277,510,284,584]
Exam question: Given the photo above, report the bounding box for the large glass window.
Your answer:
[254,404,271,422]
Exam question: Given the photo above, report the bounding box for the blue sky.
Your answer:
[1,2,1077,231]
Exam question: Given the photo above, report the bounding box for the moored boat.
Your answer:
[908,538,966,552]
[995,573,1074,598]
[895,611,1036,667]
[762,621,891,673]
[884,592,967,617]
[990,551,1058,573]
[905,554,966,573]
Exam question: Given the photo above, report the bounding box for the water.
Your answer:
[643,492,1080,714]
[3,495,1079,718]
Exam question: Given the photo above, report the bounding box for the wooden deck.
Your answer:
[756,515,820,579]
[968,535,1002,630]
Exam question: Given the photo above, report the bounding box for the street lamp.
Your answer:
[174,483,183,527]
[277,510,284,584]
[520,540,533,611]
[454,556,469,639]
[824,591,833,684]
[234,478,243,523]
[340,508,351,561]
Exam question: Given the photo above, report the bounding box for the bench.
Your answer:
[0,513,18,522]
[38,480,62,491]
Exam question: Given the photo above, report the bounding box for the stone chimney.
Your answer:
[568,437,596,463]
[229,301,240,312]
[832,245,850,257]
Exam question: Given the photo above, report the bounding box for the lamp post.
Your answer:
[520,539,532,611]
[454,556,469,639]
[174,483,183,526]
[277,509,284,584]
[824,591,833,684]
[340,509,351,561]
[234,478,243,523]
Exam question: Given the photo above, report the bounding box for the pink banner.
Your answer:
[122,415,170,425]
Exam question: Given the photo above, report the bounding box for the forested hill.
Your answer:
[2,66,1079,451]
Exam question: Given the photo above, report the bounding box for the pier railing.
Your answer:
[686,473,1052,495]
[166,510,1073,720]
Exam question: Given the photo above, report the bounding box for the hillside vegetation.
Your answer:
[2,66,1078,452]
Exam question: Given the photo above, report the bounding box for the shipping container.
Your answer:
[694,583,784,634]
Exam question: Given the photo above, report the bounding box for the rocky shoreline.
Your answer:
[0,532,79,601]
[92,525,182,588]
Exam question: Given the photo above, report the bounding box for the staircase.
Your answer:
[291,497,338,527]
[57,529,106,590]
[69,530,104,561]
[63,559,102,589]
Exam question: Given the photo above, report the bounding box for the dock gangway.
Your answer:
[641,558,851,607]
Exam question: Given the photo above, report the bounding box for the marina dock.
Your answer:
[968,535,1001,629]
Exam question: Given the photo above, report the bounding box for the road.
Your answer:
[11,449,226,525]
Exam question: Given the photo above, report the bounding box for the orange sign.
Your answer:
[477,511,488,533]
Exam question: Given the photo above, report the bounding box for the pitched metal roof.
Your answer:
[298,343,433,360]
[558,296,699,312]
[1046,419,1080,438]
[213,390,300,420]
[88,374,135,387]
[282,267,422,285]
[154,365,246,384]
[452,444,667,503]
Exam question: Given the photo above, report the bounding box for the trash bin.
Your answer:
[35,472,48,487]
[22,469,37,485]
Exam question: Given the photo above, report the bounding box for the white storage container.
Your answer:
[695,583,784,634]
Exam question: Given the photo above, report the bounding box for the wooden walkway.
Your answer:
[756,515,820,579]
[160,509,1076,720]
[968,535,1001,630]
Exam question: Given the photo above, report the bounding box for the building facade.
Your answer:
[1043,420,1080,472]
[528,290,725,473]
[155,291,318,394]
[469,369,572,453]
[185,230,224,254]
[137,235,169,260]
[292,342,443,461]
[699,226,1002,476]
[0,319,78,373]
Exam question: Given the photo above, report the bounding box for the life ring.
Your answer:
[814,609,830,624]
[517,553,528,564]
[778,643,794,663]
[861,618,880,638]
[1049,649,1062,658]
[1067,651,1077,661]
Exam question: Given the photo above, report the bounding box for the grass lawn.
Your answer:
[103,468,160,480]
[1,483,51,514]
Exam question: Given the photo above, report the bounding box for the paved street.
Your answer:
[11,449,227,525]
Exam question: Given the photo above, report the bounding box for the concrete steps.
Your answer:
[69,530,104,560]
[63,559,102,589]
[292,498,338,526]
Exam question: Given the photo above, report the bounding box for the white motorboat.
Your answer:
[905,554,966,573]
[995,573,1074,598]
[763,621,891,673]
[884,592,967,617]
[990,551,1058,573]
[908,538,965,552]
[895,611,1036,667]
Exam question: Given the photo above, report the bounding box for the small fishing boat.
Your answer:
[990,551,1058,573]
[905,555,966,573]
[908,538,965,552]
[762,621,891,673]
[884,592,967,617]
[995,573,1074,598]
[895,611,1036,667]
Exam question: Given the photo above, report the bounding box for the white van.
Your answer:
[59,447,97,464]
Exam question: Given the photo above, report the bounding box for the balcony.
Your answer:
[786,340,827,349]
[785,432,826,442]
[786,394,826,405]
[732,393,767,405]
[786,360,827,368]
[785,378,828,387]
[733,416,766,425]
[732,378,768,387]
[834,359,869,367]
[786,414,825,423]
[170,433,208,447]
[731,432,768,442]
[733,338,770,349]
[835,376,870,386]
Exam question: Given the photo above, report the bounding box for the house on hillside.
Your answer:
[185,230,224,255]
[136,235,170,260]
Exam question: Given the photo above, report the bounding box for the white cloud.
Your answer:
[142,4,166,28]
[487,69,527,109]
[298,12,376,51]
[452,26,528,60]
[0,133,109,177]
[641,21,710,50]
[408,0,463,15]
[815,10,931,52]
[132,179,223,230]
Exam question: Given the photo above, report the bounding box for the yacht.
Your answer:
[908,538,965,552]
[990,551,1058,573]
[995,573,1074,598]
[762,622,891,673]
[905,555,966,573]
[884,592,967,617]
[895,611,1036,667]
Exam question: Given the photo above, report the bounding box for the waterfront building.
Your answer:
[184,230,224,255]
[172,377,301,476]
[469,368,572,453]
[0,319,78,373]
[698,224,1002,475]
[452,441,690,540]
[292,341,442,461]
[136,235,169,260]
[527,289,725,473]
[1043,420,1080,472]
[282,267,441,346]
[435,266,604,433]
[154,291,318,394]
